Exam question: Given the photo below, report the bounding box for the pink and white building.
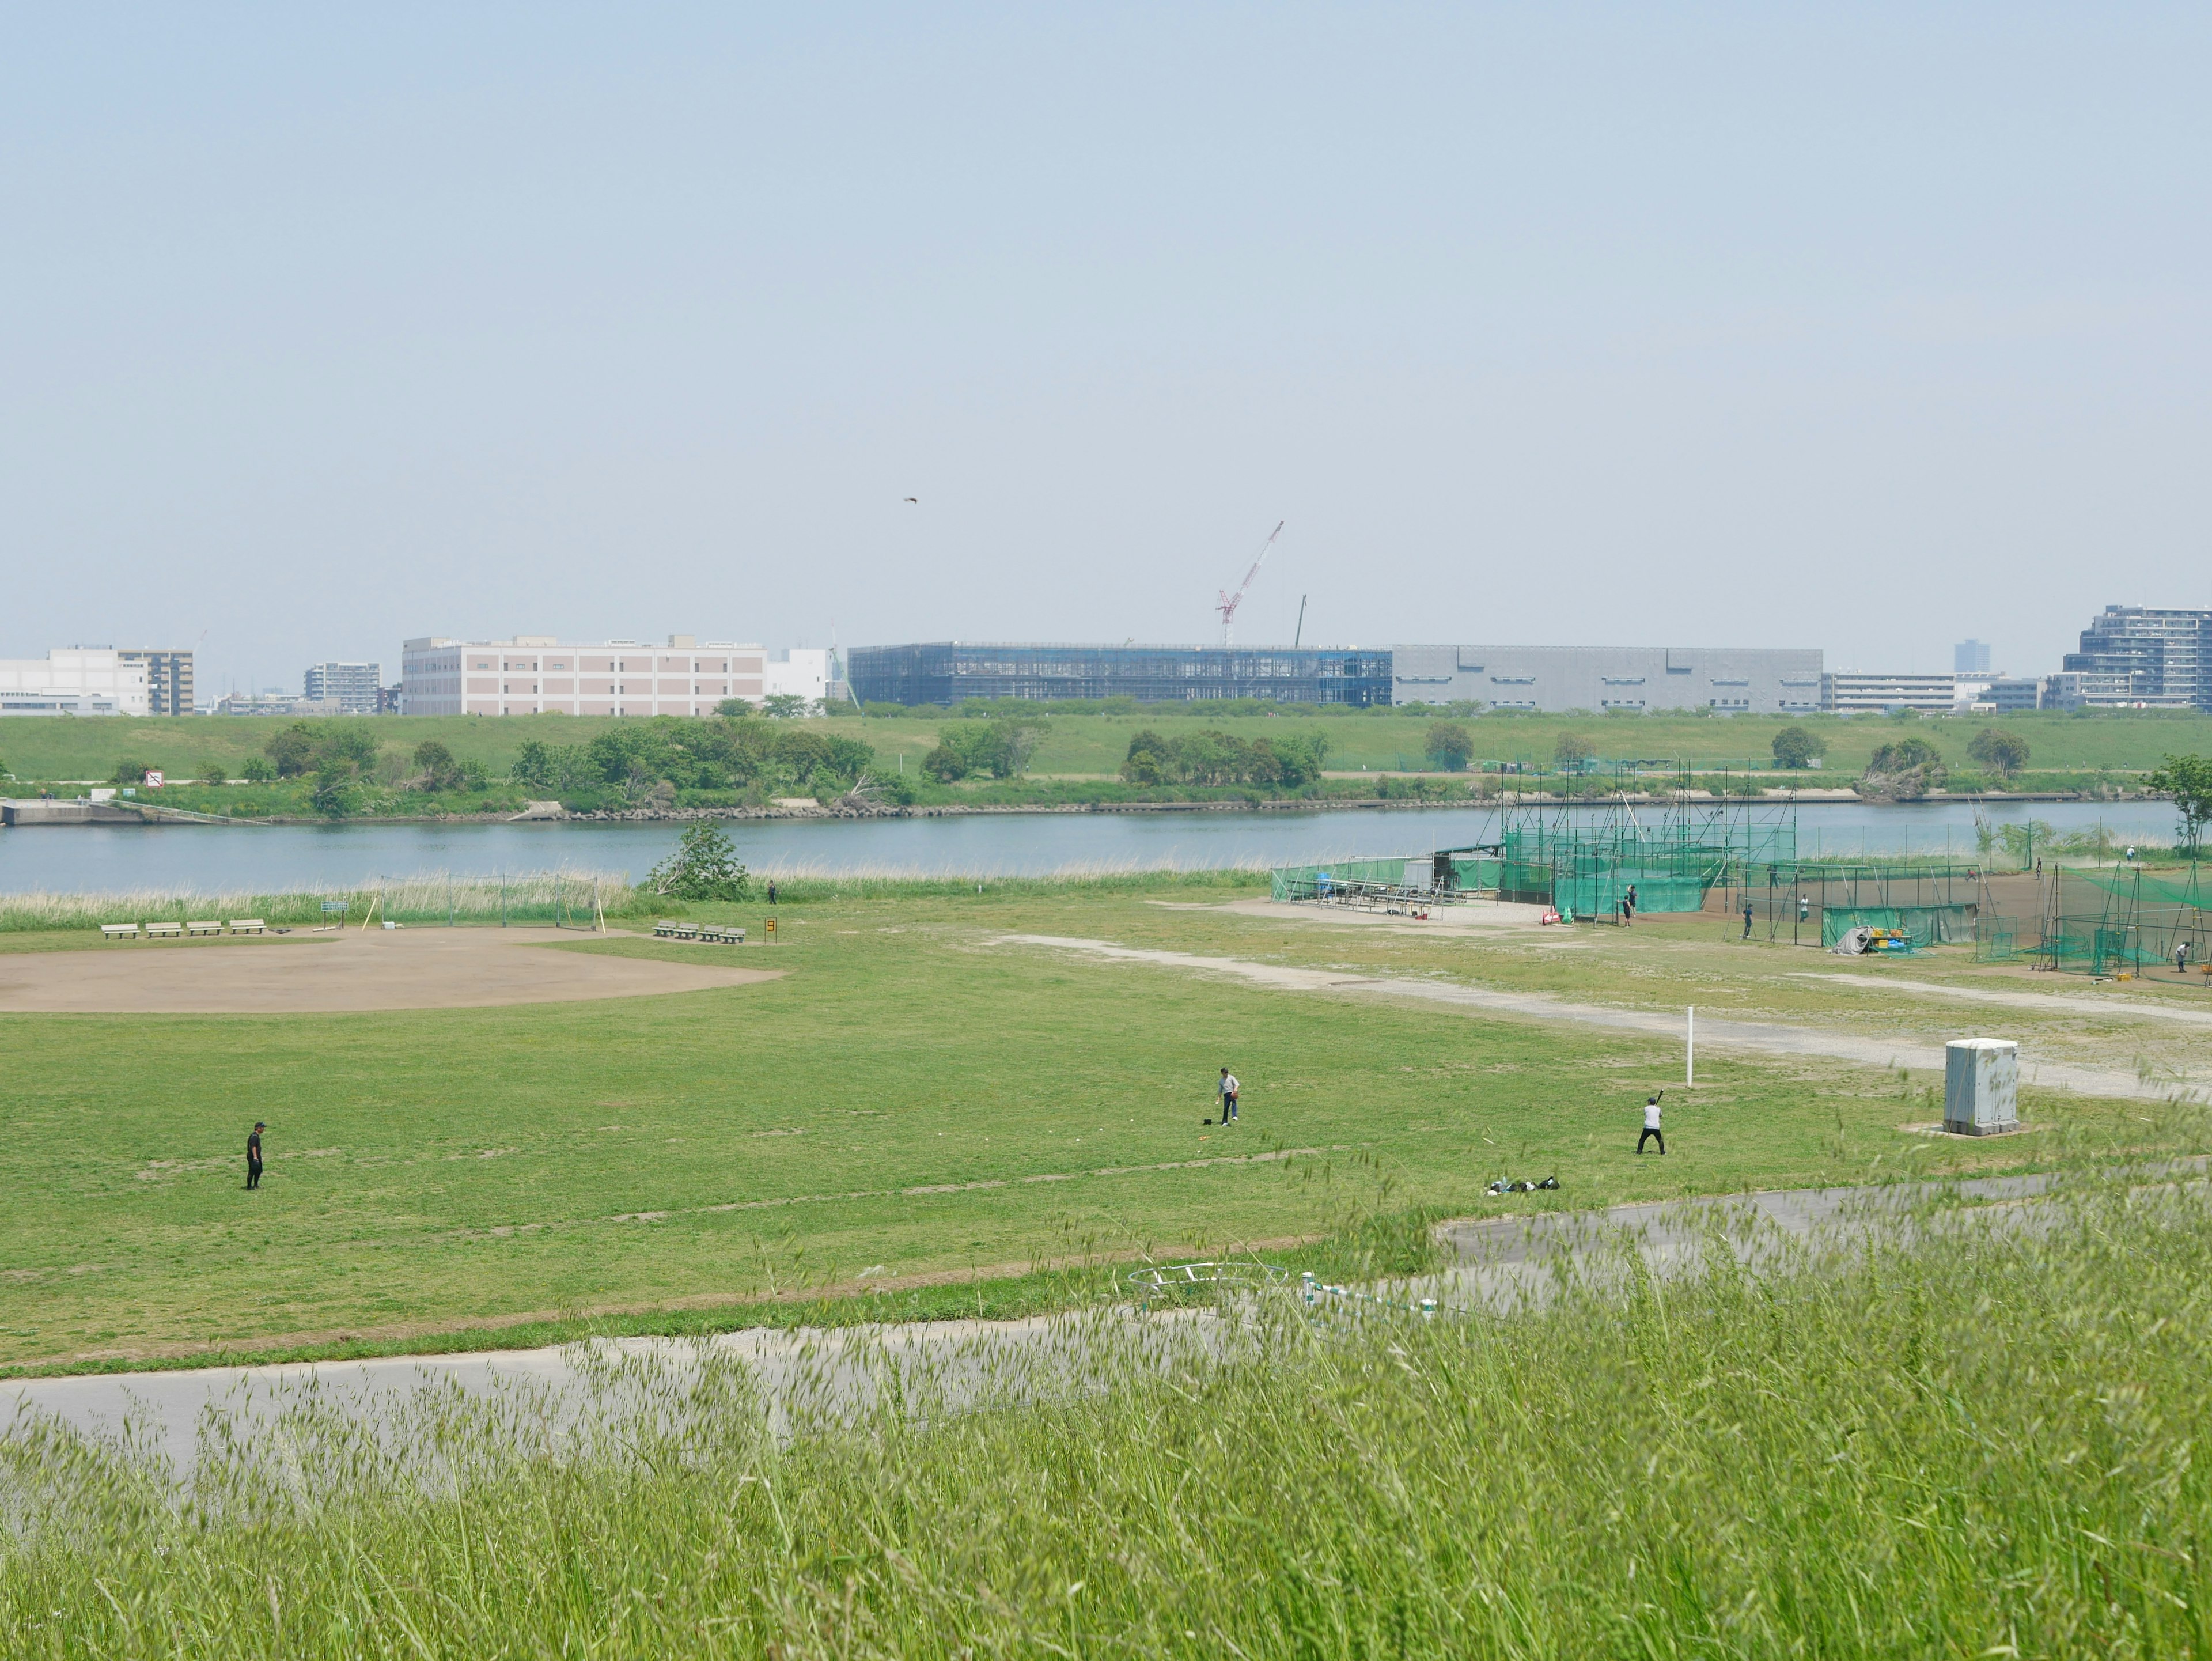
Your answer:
[400,636,766,717]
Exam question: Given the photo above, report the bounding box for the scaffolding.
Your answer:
[1738,861,1981,948]
[2021,864,2212,981]
[1495,763,1798,920]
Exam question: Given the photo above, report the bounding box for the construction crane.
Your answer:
[1215,520,1284,645]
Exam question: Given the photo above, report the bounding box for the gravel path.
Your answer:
[991,933,2188,1103]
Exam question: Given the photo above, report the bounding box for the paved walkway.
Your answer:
[991,934,2188,1102]
[4,1174,2118,1471]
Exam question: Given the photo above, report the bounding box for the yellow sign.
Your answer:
[766,918,776,937]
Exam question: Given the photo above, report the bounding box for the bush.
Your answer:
[1554,732,1593,766]
[201,764,228,788]
[110,759,150,785]
[1967,727,2031,778]
[240,756,275,784]
[1771,724,1824,769]
[926,720,1044,781]
[266,720,377,778]
[1119,728,1328,788]
[1425,721,1474,771]
[644,823,751,901]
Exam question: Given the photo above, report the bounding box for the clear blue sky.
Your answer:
[3,5,2207,697]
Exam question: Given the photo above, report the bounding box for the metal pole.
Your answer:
[1687,1006,1695,1088]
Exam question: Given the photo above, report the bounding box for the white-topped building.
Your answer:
[400,636,766,717]
[0,648,150,716]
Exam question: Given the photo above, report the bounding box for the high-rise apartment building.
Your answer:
[302,661,384,714]
[400,636,765,716]
[116,649,194,716]
[2059,606,2210,709]
[1953,639,1993,675]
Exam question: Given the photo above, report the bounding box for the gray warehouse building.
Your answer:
[1389,645,1824,714]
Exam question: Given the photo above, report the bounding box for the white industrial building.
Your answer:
[1389,645,1823,714]
[399,636,766,716]
[762,648,853,709]
[0,648,150,716]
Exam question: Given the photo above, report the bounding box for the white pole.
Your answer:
[1687,1005,1695,1088]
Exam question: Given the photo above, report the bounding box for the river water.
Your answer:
[0,799,2183,893]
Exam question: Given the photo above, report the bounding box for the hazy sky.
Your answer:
[5,6,2207,697]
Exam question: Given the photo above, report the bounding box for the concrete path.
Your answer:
[991,934,2189,1103]
[13,1170,2133,1473]
[1792,971,2212,1030]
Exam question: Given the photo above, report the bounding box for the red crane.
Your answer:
[1215,520,1284,645]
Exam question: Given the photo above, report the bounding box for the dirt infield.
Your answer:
[0,928,781,1013]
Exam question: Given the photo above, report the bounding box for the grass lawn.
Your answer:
[0,880,2191,1375]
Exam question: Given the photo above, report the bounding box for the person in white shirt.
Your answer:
[1638,1091,1665,1155]
[1217,1068,1240,1125]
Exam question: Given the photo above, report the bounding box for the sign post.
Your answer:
[145,770,164,790]
[766,917,777,944]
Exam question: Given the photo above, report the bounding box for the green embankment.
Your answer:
[0,879,2175,1377]
[2,1144,2207,1655]
[3,706,2207,792]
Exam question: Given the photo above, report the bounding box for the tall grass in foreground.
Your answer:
[6,1168,2212,1656]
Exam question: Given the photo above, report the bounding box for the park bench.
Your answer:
[652,920,680,937]
[100,923,139,941]
[144,921,184,940]
[186,920,223,937]
[696,925,747,944]
[229,919,266,935]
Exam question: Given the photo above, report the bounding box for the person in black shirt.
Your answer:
[247,1122,265,1190]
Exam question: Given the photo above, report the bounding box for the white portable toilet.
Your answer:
[1943,1038,2020,1136]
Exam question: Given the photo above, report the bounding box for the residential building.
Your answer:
[1954,640,1993,675]
[302,661,384,715]
[2041,670,2167,710]
[1984,679,2043,713]
[399,635,766,716]
[848,643,1394,706]
[116,649,194,716]
[2059,606,2210,710]
[1820,672,1957,714]
[1390,645,1823,714]
[0,649,149,716]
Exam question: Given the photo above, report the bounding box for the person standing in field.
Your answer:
[2178,941,2191,976]
[1625,883,1637,922]
[1742,898,1755,940]
[1637,1092,1665,1155]
[246,1122,265,1190]
[767,880,778,905]
[1218,1068,1240,1125]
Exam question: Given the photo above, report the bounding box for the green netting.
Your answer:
[2036,864,2209,975]
[1444,854,1502,893]
[1270,858,1411,902]
[1823,905,1973,949]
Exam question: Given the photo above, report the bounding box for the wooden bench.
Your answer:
[229,919,266,935]
[145,921,184,940]
[100,922,139,941]
[186,920,223,937]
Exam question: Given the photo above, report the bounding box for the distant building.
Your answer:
[1820,672,1956,714]
[116,649,194,716]
[1954,639,1993,675]
[215,693,344,717]
[0,649,149,716]
[400,635,765,716]
[849,642,1394,706]
[1391,645,1821,714]
[302,661,384,715]
[2059,606,2210,709]
[763,648,844,710]
[1984,679,2043,712]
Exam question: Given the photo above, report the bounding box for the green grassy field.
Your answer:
[5,1142,2208,1656]
[0,877,2190,1376]
[3,704,2208,789]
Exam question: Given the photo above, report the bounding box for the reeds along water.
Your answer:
[0,868,638,932]
[5,1163,2210,1655]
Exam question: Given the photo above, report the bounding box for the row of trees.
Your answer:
[1119,728,1331,788]
[511,718,875,796]
[923,719,1044,781]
